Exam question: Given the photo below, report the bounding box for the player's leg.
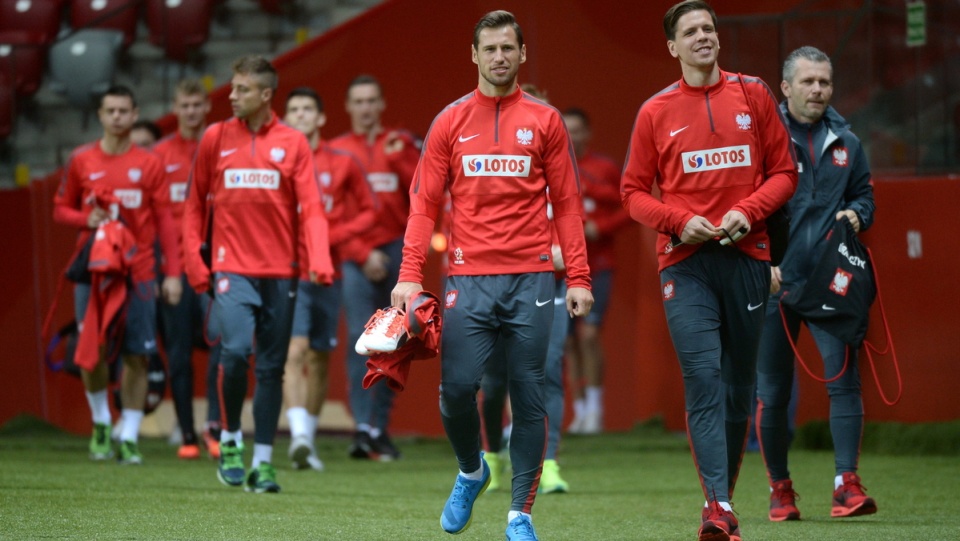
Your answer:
[439,275,499,534]
[341,259,379,457]
[285,281,314,469]
[368,239,403,459]
[480,337,509,491]
[563,329,585,433]
[160,278,200,458]
[541,280,570,494]
[247,277,298,493]
[199,291,221,458]
[808,322,875,517]
[578,269,612,434]
[213,273,257,486]
[116,280,160,464]
[75,283,113,459]
[756,292,803,520]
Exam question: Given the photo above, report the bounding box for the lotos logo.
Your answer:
[461,155,532,177]
[113,189,142,209]
[170,182,187,203]
[224,169,280,190]
[681,145,752,173]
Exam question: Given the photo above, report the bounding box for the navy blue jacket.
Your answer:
[778,102,875,290]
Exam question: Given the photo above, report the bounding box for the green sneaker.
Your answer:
[117,440,143,465]
[539,459,569,494]
[245,462,281,493]
[89,423,114,460]
[485,452,505,492]
[217,440,245,487]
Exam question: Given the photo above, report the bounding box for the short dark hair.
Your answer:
[663,0,717,40]
[175,78,207,98]
[562,107,590,128]
[232,55,278,90]
[782,46,832,82]
[131,119,162,141]
[99,85,137,109]
[473,10,523,50]
[346,74,382,99]
[286,87,324,112]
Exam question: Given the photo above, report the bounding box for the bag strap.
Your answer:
[861,246,902,405]
[777,295,850,383]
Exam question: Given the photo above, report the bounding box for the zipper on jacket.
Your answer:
[705,91,715,132]
[494,100,501,144]
[806,129,816,199]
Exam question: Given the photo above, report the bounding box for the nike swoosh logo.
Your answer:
[90,172,106,180]
[747,302,763,311]
[669,126,689,137]
[822,304,836,311]
[458,134,480,143]
[220,148,237,157]
[535,299,550,307]
[165,164,181,173]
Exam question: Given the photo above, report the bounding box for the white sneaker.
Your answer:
[567,415,585,435]
[289,434,312,470]
[305,454,324,471]
[355,307,406,355]
[580,410,603,435]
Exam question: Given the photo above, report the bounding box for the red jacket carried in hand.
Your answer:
[363,291,443,392]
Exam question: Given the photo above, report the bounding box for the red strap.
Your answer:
[861,247,902,406]
[778,296,850,383]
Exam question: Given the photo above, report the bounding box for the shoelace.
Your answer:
[508,516,536,538]
[841,478,868,497]
[95,425,108,445]
[365,308,405,338]
[773,486,800,506]
[450,478,472,509]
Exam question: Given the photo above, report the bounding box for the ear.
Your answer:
[667,39,678,59]
[317,112,327,129]
[472,44,479,66]
[780,79,791,99]
[131,107,140,123]
[519,44,527,64]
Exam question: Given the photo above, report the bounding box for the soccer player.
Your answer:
[54,85,182,465]
[621,2,797,539]
[152,79,223,460]
[182,56,334,494]
[390,11,593,540]
[282,87,377,471]
[329,75,420,460]
[561,107,632,435]
[757,46,877,522]
[130,119,162,148]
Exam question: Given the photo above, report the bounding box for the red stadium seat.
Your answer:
[257,0,293,15]
[0,75,14,139]
[0,30,48,97]
[69,0,139,48]
[0,0,64,45]
[145,0,214,63]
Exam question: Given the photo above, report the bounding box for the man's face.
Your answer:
[667,10,719,70]
[174,91,210,131]
[285,96,325,138]
[473,26,526,90]
[345,83,384,132]
[98,95,137,137]
[229,73,270,120]
[563,114,590,156]
[130,127,156,147]
[781,59,833,124]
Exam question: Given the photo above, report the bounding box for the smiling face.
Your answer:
[782,58,833,124]
[472,25,526,96]
[667,9,719,79]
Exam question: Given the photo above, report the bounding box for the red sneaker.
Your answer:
[177,444,201,460]
[203,431,220,460]
[831,472,877,518]
[698,501,742,541]
[769,479,801,521]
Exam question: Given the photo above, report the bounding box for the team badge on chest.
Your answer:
[832,147,848,167]
[516,127,533,146]
[128,168,141,182]
[270,147,286,163]
[735,112,752,131]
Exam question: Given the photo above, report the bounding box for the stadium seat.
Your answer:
[0,75,14,139]
[47,29,123,109]
[257,0,294,15]
[69,0,140,48]
[0,0,65,45]
[0,30,48,97]
[145,0,214,63]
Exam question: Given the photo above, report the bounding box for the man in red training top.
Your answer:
[282,86,377,472]
[152,78,223,461]
[54,85,182,465]
[329,74,421,461]
[391,11,593,541]
[182,55,334,494]
[621,2,797,540]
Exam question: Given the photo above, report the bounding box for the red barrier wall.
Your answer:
[3,0,958,435]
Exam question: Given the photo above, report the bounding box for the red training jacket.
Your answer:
[578,151,631,272]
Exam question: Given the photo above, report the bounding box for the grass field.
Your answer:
[1,418,958,540]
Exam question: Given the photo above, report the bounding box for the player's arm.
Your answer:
[330,156,378,249]
[839,141,875,233]
[392,117,448,309]
[147,158,183,304]
[53,155,104,229]
[621,106,698,240]
[587,163,633,236]
[385,129,422,191]
[292,137,334,285]
[181,125,216,293]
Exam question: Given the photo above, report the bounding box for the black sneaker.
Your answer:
[372,432,401,461]
[348,430,375,459]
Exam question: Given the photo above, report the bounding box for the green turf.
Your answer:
[1,419,957,540]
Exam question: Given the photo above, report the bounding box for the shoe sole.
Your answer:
[769,511,801,521]
[539,484,569,494]
[831,500,877,518]
[244,485,281,494]
[698,523,741,541]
